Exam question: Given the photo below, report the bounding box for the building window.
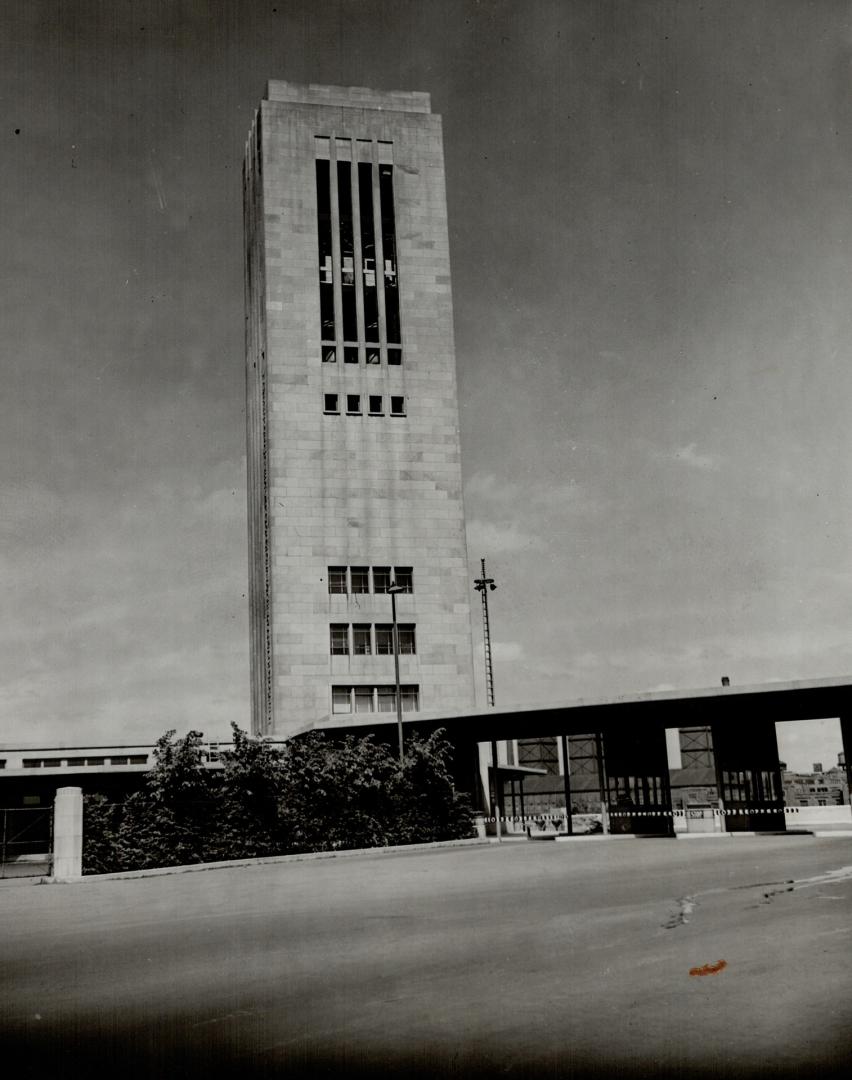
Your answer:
[401,686,419,712]
[324,393,339,414]
[390,395,406,416]
[375,624,394,654]
[332,686,352,714]
[346,394,362,415]
[330,624,349,655]
[354,686,374,713]
[366,348,380,365]
[327,565,414,594]
[350,566,370,593]
[316,159,335,341]
[372,566,391,593]
[393,567,413,593]
[344,346,358,364]
[359,161,379,343]
[377,686,397,713]
[387,347,402,365]
[333,684,420,714]
[337,160,358,342]
[368,395,383,415]
[328,566,347,594]
[379,164,401,344]
[397,625,416,654]
[352,624,372,655]
[322,346,337,363]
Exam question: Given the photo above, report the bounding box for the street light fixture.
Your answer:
[388,579,406,764]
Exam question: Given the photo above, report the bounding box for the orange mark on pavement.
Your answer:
[689,959,727,977]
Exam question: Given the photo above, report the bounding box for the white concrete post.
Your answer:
[53,786,83,879]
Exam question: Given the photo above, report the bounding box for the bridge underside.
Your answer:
[312,677,852,837]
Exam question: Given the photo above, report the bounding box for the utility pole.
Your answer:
[474,559,500,837]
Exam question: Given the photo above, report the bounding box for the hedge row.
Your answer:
[83,725,474,874]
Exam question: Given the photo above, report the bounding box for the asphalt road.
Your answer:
[3,836,851,1079]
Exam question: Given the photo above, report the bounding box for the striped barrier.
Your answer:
[486,806,804,824]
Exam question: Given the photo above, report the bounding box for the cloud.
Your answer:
[673,443,721,471]
[465,472,581,508]
[466,519,542,554]
[492,641,525,662]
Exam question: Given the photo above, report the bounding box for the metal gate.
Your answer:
[1,807,53,878]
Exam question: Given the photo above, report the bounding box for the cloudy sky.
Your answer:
[2,0,851,768]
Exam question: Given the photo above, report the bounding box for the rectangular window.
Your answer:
[328,567,347,593]
[387,347,402,365]
[344,346,358,364]
[393,567,413,593]
[128,755,148,765]
[368,395,383,415]
[375,624,394,654]
[347,394,361,415]
[390,396,406,416]
[358,161,379,343]
[332,686,352,714]
[352,624,372,655]
[354,686,374,713]
[350,566,370,593]
[324,393,339,414]
[372,566,391,593]
[379,164,401,344]
[330,624,349,655]
[316,159,335,341]
[322,346,337,363]
[377,686,397,713]
[401,686,419,712]
[366,348,381,365]
[337,161,358,342]
[397,625,416,654]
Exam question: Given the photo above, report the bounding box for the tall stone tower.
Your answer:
[243,81,476,737]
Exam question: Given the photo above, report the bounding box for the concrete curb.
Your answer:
[52,836,489,884]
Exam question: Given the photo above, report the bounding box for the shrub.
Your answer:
[82,724,475,873]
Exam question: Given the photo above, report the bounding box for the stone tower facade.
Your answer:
[243,81,476,737]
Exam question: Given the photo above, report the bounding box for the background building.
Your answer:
[243,82,476,737]
[781,755,849,807]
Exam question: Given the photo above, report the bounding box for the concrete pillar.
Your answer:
[53,787,83,879]
[840,717,852,799]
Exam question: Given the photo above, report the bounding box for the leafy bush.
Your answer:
[82,724,474,874]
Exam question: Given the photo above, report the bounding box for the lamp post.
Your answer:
[388,580,406,764]
[473,558,497,707]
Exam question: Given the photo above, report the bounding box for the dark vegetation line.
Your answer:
[83,725,474,875]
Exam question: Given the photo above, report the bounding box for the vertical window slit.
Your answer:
[379,164,401,344]
[337,161,358,342]
[316,160,335,341]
